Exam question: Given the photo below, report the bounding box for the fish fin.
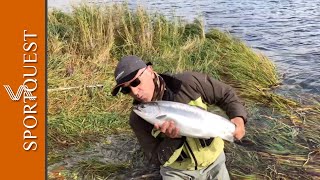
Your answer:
[156,115,167,120]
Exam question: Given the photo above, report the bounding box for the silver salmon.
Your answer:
[133,101,236,142]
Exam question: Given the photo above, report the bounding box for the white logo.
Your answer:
[3,85,36,101]
[115,71,125,81]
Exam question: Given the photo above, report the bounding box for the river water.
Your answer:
[48,0,320,96]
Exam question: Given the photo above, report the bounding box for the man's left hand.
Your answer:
[231,117,245,140]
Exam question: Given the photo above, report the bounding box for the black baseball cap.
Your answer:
[111,55,152,96]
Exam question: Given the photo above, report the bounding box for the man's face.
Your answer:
[121,66,155,102]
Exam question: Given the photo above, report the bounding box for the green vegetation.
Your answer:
[48,3,320,179]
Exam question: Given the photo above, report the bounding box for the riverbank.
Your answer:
[48,4,320,179]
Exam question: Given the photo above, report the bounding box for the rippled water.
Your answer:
[49,0,320,95]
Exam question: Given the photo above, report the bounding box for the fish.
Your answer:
[133,101,236,142]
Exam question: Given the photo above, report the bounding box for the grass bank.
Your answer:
[48,3,320,179]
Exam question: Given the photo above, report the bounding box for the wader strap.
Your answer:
[176,149,189,161]
[199,138,214,148]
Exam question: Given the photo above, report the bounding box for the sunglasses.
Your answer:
[120,68,146,94]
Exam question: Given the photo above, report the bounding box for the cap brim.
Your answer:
[112,70,139,96]
[111,83,125,96]
[112,63,152,96]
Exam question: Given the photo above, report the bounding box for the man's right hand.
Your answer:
[154,120,181,138]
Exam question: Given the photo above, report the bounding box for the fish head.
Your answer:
[133,102,163,121]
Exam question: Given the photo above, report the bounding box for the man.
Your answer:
[112,55,247,180]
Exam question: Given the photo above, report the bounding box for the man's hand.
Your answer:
[231,117,245,140]
[154,120,181,138]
